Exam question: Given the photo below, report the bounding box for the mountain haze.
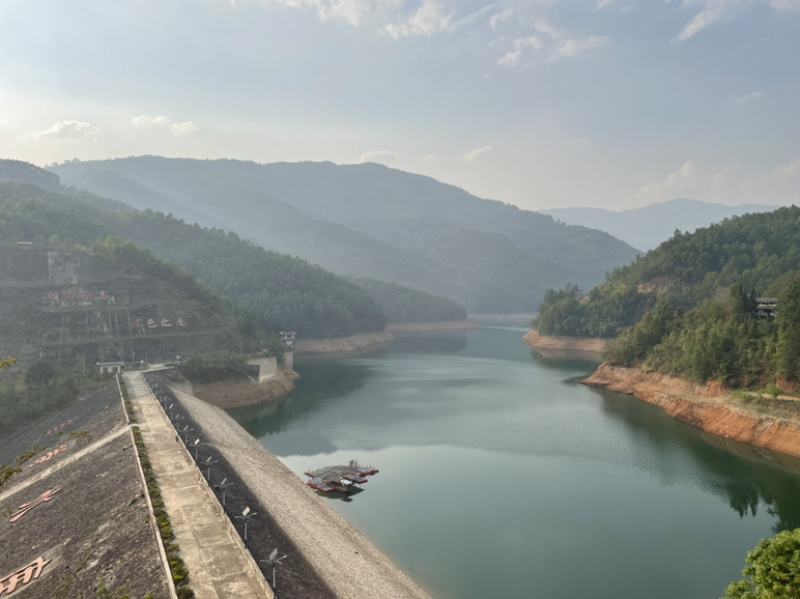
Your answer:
[543,199,777,253]
[53,157,640,313]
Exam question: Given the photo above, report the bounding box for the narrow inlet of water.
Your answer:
[231,326,800,599]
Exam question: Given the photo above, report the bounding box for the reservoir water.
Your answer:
[231,325,800,599]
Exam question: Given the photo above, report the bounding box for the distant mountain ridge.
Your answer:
[52,157,640,312]
[542,199,777,253]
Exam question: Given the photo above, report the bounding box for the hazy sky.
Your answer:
[1,0,798,210]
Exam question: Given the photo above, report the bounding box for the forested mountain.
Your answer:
[543,199,776,252]
[535,206,800,338]
[535,206,800,387]
[0,180,386,338]
[52,157,640,312]
[350,277,467,323]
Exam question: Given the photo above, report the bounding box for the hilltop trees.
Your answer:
[777,278,800,381]
[534,206,800,339]
[601,281,800,387]
[724,529,800,599]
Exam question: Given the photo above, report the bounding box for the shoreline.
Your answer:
[583,364,800,459]
[523,330,608,354]
[294,331,393,354]
[188,366,301,409]
[385,320,480,332]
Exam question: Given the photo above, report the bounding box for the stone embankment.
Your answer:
[583,364,800,459]
[167,385,435,599]
[0,382,171,599]
[295,331,393,354]
[523,330,608,354]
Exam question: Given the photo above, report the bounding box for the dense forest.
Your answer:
[0,180,386,338]
[534,207,800,339]
[603,283,800,386]
[534,206,800,387]
[350,277,467,323]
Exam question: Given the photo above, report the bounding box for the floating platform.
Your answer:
[305,460,378,494]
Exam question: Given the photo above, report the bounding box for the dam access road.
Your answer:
[124,372,272,599]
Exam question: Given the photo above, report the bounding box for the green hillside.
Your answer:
[535,206,800,339]
[51,157,640,313]
[350,277,467,323]
[0,180,386,339]
[535,206,800,387]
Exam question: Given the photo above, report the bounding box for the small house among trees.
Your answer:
[755,297,778,320]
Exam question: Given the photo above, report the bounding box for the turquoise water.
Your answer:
[231,326,800,599]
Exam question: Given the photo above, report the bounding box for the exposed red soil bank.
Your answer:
[583,364,800,459]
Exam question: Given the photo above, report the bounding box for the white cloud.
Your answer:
[627,161,699,206]
[496,20,609,66]
[498,36,543,67]
[489,8,513,28]
[465,145,492,161]
[359,149,398,163]
[382,0,492,38]
[674,0,799,43]
[627,158,800,208]
[383,0,454,37]
[132,114,198,135]
[32,120,101,142]
[774,157,800,178]
[551,36,610,61]
[421,154,436,162]
[315,0,389,26]
[734,90,763,103]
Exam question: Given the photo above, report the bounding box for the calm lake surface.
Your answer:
[231,325,800,599]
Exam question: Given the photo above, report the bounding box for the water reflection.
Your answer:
[387,331,468,354]
[591,386,800,532]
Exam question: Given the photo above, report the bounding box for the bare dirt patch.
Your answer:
[190,368,300,409]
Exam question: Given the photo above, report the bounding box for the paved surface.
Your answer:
[124,372,271,599]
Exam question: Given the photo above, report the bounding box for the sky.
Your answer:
[0,0,798,211]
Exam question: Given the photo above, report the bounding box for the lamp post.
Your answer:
[204,456,218,480]
[180,425,193,442]
[236,506,257,546]
[214,477,234,508]
[192,437,201,460]
[261,548,288,593]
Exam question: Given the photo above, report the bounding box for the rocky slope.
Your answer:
[583,364,800,458]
